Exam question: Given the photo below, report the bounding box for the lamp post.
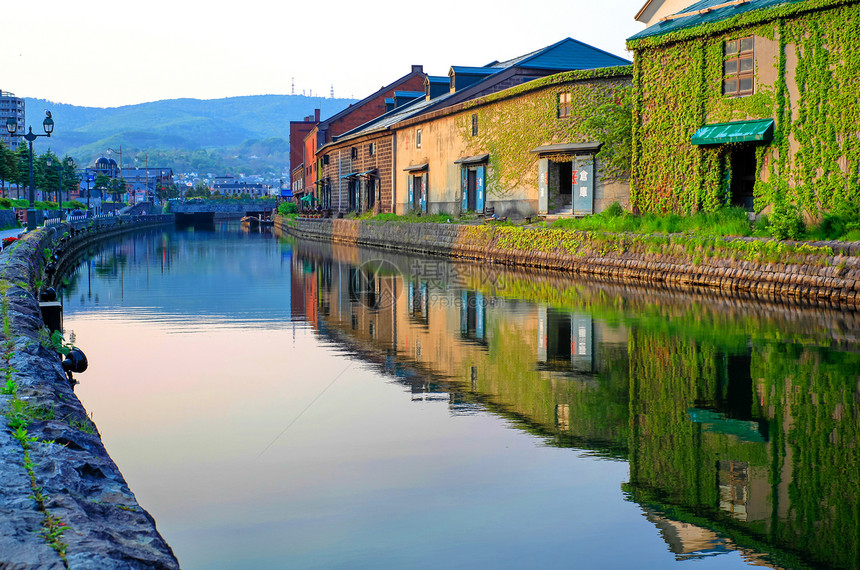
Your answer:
[107,146,123,204]
[6,111,54,231]
[134,153,149,205]
[46,155,56,205]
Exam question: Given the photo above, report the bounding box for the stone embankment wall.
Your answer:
[0,216,179,568]
[278,216,860,307]
[0,210,18,229]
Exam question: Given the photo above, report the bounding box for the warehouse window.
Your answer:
[724,37,754,97]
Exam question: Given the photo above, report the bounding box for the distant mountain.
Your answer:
[25,95,355,177]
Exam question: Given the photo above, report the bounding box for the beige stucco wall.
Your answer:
[394,72,632,218]
[636,0,699,27]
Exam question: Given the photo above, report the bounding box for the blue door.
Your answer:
[420,172,428,213]
[476,165,485,213]
[407,175,414,211]
[461,168,468,212]
[572,156,594,215]
[538,158,548,214]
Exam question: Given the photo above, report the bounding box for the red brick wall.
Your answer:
[290,121,315,172]
[321,75,426,144]
[303,130,318,195]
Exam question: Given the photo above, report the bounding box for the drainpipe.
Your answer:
[338,149,342,213]
[391,132,397,214]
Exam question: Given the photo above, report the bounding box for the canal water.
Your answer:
[58,223,859,569]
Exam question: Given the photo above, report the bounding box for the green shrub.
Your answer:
[768,201,806,240]
[278,202,298,215]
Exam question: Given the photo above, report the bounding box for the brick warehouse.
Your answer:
[300,66,427,207]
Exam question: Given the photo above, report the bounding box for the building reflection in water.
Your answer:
[284,233,860,570]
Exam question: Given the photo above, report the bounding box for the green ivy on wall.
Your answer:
[455,67,633,199]
[629,0,860,220]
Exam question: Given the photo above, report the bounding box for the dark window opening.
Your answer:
[471,114,479,136]
[412,174,423,211]
[729,145,756,211]
[348,178,359,211]
[467,169,477,210]
[366,177,376,210]
[559,161,572,201]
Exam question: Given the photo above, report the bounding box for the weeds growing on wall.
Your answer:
[0,280,70,564]
[457,67,633,199]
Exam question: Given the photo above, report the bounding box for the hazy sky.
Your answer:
[3,0,646,109]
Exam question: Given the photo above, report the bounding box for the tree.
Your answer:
[62,156,79,204]
[36,150,60,203]
[185,182,211,199]
[109,177,126,204]
[0,143,14,197]
[14,144,30,199]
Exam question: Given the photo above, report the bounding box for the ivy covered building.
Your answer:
[627,0,860,220]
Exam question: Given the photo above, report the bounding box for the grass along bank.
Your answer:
[286,202,860,243]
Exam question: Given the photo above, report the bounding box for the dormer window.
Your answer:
[724,37,754,97]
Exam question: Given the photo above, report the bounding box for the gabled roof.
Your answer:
[323,37,631,149]
[450,66,498,75]
[316,66,425,128]
[491,37,631,71]
[628,0,805,42]
[329,93,446,145]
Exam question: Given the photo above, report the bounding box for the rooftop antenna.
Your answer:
[330,84,334,99]
[291,77,295,96]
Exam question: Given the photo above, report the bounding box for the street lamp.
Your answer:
[6,111,54,231]
[107,146,123,204]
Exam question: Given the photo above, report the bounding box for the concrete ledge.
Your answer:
[278,216,860,308]
[0,216,179,568]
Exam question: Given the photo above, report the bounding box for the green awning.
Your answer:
[687,408,767,443]
[300,194,316,203]
[691,119,774,146]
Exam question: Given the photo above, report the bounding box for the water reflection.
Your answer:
[286,236,860,569]
[61,223,294,330]
[58,224,860,568]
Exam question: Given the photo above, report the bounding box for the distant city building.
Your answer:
[76,158,174,207]
[0,90,26,150]
[212,175,268,197]
[120,167,175,201]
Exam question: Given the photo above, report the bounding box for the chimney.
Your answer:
[314,108,320,122]
[412,65,423,74]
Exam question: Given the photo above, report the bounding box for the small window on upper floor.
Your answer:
[557,92,572,119]
[416,129,423,149]
[724,36,754,97]
[368,142,376,156]
[471,114,479,136]
[351,147,358,160]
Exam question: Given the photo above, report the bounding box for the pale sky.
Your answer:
[3,0,646,109]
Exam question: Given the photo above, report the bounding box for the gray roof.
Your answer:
[628,0,804,42]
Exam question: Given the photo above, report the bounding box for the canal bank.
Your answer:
[277,216,860,307]
[0,216,178,568]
